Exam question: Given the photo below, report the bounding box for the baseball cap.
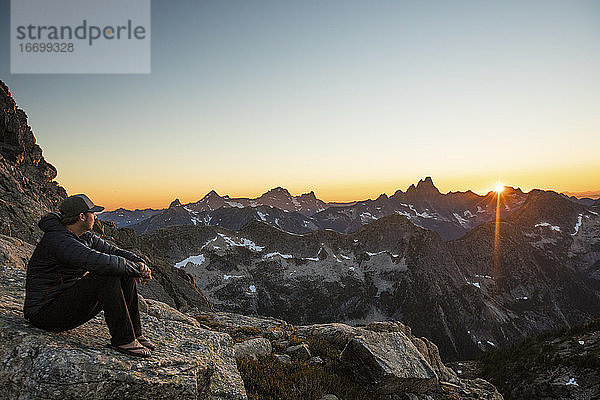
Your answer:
[58,194,104,218]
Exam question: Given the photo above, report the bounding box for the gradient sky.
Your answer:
[1,0,599,210]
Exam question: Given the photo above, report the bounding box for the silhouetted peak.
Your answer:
[202,190,221,200]
[392,189,404,196]
[502,186,523,195]
[406,177,440,196]
[264,187,291,197]
[300,190,317,200]
[168,199,182,208]
[376,193,389,201]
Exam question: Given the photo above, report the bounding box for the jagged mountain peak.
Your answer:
[299,190,317,199]
[169,198,182,208]
[376,193,389,201]
[404,176,441,196]
[263,186,292,197]
[417,176,440,192]
[201,190,221,200]
[503,186,523,195]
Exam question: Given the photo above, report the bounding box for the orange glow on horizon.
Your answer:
[59,172,600,211]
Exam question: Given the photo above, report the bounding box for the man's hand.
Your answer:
[136,261,152,284]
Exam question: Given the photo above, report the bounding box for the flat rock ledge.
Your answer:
[0,265,247,400]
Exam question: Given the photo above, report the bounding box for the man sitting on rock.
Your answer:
[23,194,155,358]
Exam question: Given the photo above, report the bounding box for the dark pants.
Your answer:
[28,273,142,346]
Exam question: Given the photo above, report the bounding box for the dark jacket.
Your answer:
[24,212,143,319]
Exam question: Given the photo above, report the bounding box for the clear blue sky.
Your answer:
[1,0,599,209]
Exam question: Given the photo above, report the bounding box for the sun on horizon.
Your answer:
[494,183,505,194]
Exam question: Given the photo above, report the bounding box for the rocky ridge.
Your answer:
[0,81,67,243]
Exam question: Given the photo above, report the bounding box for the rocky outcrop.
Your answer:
[294,321,502,399]
[0,235,247,400]
[340,329,438,394]
[0,80,67,243]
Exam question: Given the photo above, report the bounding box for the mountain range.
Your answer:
[100,177,598,242]
[100,177,529,240]
[136,189,600,360]
[2,79,599,398]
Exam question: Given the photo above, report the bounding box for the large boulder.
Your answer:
[233,337,272,361]
[363,321,458,383]
[0,247,247,400]
[340,329,438,394]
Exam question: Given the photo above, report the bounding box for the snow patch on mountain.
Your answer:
[174,254,206,269]
[264,252,293,259]
[217,233,264,251]
[200,237,217,250]
[223,274,244,280]
[535,222,561,232]
[453,212,469,227]
[565,378,578,386]
[256,211,267,221]
[572,214,583,235]
[360,212,377,222]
